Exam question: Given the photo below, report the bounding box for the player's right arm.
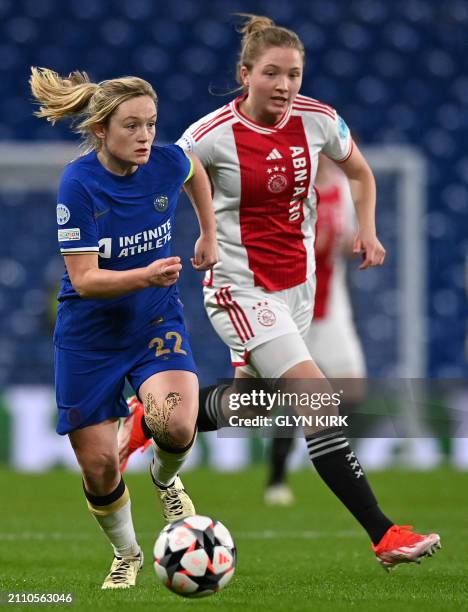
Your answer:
[64,253,182,299]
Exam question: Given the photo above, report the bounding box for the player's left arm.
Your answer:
[338,144,386,269]
[183,151,218,271]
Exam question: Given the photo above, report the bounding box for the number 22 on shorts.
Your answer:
[148,331,188,357]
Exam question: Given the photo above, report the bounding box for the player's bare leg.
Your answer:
[195,341,441,567]
[117,354,441,568]
[69,420,143,589]
[139,371,198,523]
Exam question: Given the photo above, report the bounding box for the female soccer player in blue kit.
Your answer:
[30,67,217,589]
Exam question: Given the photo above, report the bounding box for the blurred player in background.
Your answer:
[30,67,217,589]
[264,154,367,506]
[121,14,440,570]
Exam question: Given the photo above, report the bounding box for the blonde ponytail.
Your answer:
[30,67,98,125]
[30,67,158,151]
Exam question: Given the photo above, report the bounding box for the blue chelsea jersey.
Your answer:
[54,144,192,350]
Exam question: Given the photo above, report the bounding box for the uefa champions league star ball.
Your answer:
[153,515,236,598]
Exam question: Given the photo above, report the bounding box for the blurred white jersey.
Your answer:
[313,171,356,323]
[306,171,366,377]
[177,94,353,292]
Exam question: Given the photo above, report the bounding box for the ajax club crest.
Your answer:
[154,195,169,212]
[252,301,277,327]
[266,166,289,194]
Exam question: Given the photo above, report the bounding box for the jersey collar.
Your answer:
[231,94,292,134]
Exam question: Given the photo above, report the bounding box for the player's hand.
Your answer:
[191,234,218,271]
[353,229,386,269]
[146,256,182,286]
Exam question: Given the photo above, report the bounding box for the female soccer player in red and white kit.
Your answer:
[264,154,367,505]
[122,14,440,570]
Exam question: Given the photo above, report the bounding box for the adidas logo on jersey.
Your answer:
[266,148,283,160]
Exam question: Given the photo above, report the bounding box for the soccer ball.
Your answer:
[153,515,236,598]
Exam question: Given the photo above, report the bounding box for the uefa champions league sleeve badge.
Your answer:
[56,203,71,225]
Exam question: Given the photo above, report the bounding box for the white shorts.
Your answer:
[305,317,366,377]
[203,280,315,376]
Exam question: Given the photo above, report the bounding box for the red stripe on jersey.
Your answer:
[215,288,247,342]
[313,183,346,319]
[293,102,335,115]
[224,287,255,338]
[192,106,231,138]
[232,116,311,291]
[193,112,234,142]
[221,287,254,341]
[292,104,335,120]
[293,99,335,111]
[295,95,334,113]
[215,287,254,343]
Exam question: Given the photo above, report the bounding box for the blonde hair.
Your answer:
[236,14,305,85]
[30,67,158,150]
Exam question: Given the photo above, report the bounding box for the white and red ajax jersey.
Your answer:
[177,94,353,292]
[314,171,356,322]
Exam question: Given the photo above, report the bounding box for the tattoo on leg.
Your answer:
[165,392,182,410]
[144,392,183,448]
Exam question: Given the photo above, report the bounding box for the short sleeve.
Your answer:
[176,129,195,154]
[176,121,215,169]
[321,113,354,164]
[184,154,194,182]
[56,173,99,255]
[163,144,192,184]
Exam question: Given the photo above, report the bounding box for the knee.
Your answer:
[80,450,120,493]
[166,420,195,448]
[144,391,196,448]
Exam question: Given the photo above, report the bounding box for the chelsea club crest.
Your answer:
[154,195,169,212]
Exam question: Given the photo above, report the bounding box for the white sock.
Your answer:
[86,484,140,558]
[150,435,196,487]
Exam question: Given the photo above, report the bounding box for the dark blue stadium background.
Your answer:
[0,0,466,386]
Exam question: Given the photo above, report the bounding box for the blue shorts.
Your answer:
[55,308,197,435]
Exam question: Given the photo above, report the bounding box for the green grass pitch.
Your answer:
[0,467,465,611]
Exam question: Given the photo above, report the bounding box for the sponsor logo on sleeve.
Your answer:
[58,228,81,241]
[337,116,350,140]
[56,203,71,225]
